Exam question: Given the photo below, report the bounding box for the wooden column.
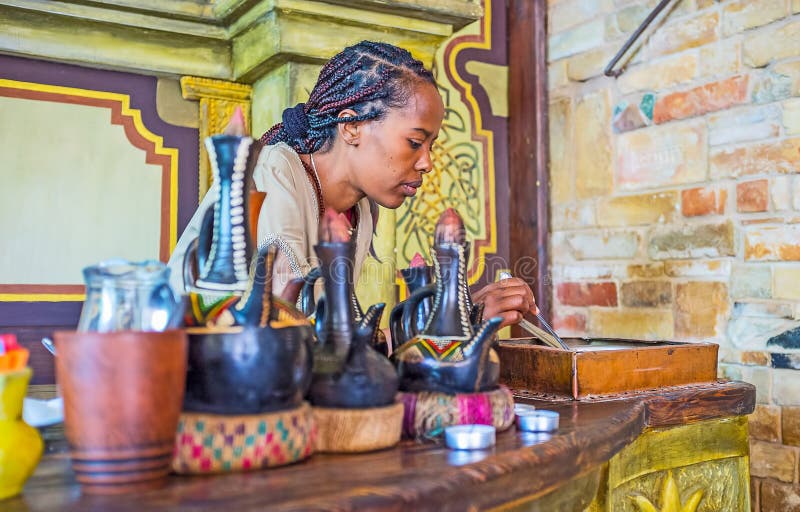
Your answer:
[508,0,550,324]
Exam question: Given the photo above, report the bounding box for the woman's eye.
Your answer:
[408,139,422,149]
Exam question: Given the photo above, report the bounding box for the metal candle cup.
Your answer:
[444,424,496,450]
[514,403,536,415]
[515,409,559,432]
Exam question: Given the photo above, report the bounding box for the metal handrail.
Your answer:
[604,0,675,77]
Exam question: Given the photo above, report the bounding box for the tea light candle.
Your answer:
[516,409,559,433]
[514,403,536,415]
[444,424,496,450]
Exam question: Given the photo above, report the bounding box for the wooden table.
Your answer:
[8,381,754,511]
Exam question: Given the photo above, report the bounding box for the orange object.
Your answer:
[0,349,29,372]
[0,333,28,372]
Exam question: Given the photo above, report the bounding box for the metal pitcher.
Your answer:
[78,260,183,332]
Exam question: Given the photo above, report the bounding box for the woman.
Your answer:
[178,41,537,328]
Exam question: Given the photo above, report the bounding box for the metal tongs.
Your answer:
[499,272,570,351]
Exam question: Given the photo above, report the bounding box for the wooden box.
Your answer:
[497,338,719,399]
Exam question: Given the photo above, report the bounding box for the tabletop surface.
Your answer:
[7,380,754,512]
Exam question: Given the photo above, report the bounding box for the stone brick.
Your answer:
[647,12,718,59]
[741,365,773,404]
[729,315,800,352]
[653,75,749,124]
[720,362,743,381]
[551,202,595,230]
[550,97,573,204]
[773,353,800,370]
[549,19,605,61]
[745,225,800,261]
[752,69,794,104]
[567,46,615,82]
[548,61,568,89]
[734,301,795,319]
[699,39,741,78]
[750,440,796,482]
[785,98,800,135]
[708,104,781,146]
[552,311,587,335]
[627,263,664,278]
[737,179,769,213]
[744,20,800,68]
[769,326,800,350]
[595,192,677,227]
[783,406,800,446]
[664,258,731,277]
[794,177,800,211]
[616,119,708,191]
[751,478,761,512]
[772,176,793,211]
[681,186,726,216]
[775,267,800,300]
[750,404,782,443]
[760,482,800,512]
[557,264,623,281]
[675,281,729,338]
[722,0,788,36]
[565,231,641,260]
[618,53,698,94]
[773,369,800,406]
[730,264,772,299]
[611,102,650,133]
[590,308,674,340]
[549,0,612,34]
[620,280,672,308]
[741,351,771,366]
[648,221,734,260]
[557,282,618,307]
[575,91,612,199]
[605,3,650,38]
[710,138,800,179]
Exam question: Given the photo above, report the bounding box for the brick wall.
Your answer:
[547,1,800,509]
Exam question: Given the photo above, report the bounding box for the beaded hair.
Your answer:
[259,40,436,153]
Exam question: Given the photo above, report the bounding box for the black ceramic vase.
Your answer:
[390,208,503,394]
[307,210,398,408]
[389,253,434,351]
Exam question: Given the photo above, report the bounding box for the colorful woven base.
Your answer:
[172,402,315,474]
[398,386,515,439]
[313,402,404,453]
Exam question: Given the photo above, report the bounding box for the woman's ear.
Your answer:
[336,109,361,146]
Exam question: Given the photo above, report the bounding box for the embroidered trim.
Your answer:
[258,233,305,278]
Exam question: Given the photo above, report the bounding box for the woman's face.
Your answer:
[350,82,445,209]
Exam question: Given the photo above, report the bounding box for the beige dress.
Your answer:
[168,142,373,296]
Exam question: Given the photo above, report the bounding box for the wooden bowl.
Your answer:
[312,402,404,453]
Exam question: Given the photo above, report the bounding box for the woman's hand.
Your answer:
[470,277,538,328]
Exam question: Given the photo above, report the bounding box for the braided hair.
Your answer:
[260,41,435,153]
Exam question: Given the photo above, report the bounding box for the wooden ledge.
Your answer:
[12,381,755,511]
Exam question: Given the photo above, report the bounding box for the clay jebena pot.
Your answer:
[184,324,313,415]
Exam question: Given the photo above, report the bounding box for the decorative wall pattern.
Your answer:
[395,0,506,287]
[0,78,179,302]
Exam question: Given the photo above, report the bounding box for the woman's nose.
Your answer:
[416,148,433,173]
